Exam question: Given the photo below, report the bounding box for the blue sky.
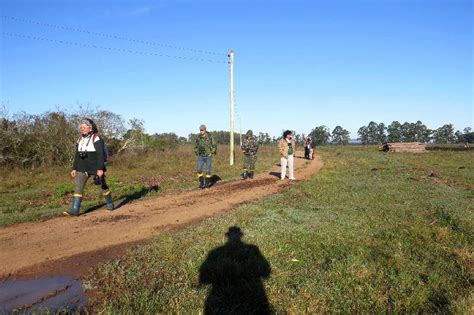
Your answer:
[1,0,472,138]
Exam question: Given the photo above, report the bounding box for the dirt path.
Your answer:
[0,152,323,279]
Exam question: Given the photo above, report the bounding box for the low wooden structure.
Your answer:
[382,142,426,153]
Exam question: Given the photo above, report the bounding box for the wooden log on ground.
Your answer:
[385,142,426,153]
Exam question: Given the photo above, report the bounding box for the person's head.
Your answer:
[246,129,253,139]
[283,130,292,140]
[199,124,207,136]
[225,226,243,242]
[79,118,97,135]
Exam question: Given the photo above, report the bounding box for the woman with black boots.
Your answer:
[63,118,114,216]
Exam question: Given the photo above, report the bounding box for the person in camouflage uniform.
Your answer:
[194,124,217,189]
[241,130,259,180]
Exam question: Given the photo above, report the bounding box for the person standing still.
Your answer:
[194,124,217,189]
[278,130,296,180]
[241,130,259,180]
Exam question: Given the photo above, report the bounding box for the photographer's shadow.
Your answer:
[199,226,272,314]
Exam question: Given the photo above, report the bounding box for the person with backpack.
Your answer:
[63,118,114,216]
[278,130,296,180]
[194,124,217,189]
[241,130,259,180]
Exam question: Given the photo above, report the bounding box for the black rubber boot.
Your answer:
[241,171,248,180]
[63,196,81,216]
[205,176,211,188]
[199,175,205,189]
[248,171,254,179]
[105,193,114,210]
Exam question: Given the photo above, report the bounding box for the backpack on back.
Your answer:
[91,133,109,163]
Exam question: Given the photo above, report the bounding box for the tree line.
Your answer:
[307,121,473,145]
[1,106,471,168]
[0,108,185,168]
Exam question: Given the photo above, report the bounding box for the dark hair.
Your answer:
[283,130,292,138]
[85,118,99,134]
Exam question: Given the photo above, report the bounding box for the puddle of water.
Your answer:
[0,276,86,313]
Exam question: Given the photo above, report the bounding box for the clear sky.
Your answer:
[1,0,472,138]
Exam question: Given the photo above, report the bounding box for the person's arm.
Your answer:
[71,140,79,177]
[193,137,199,155]
[278,140,286,157]
[211,135,217,155]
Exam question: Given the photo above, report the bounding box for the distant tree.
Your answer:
[119,118,145,152]
[432,124,456,144]
[357,126,369,144]
[401,122,416,142]
[413,121,432,143]
[309,126,331,145]
[462,127,473,144]
[455,127,473,144]
[387,121,402,142]
[367,121,379,144]
[455,130,464,143]
[331,126,350,145]
[376,123,387,144]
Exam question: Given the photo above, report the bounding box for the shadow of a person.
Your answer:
[199,226,272,314]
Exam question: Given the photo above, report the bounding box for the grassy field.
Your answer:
[85,146,473,313]
[0,145,279,226]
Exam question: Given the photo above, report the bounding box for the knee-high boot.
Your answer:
[64,195,82,216]
[103,191,114,210]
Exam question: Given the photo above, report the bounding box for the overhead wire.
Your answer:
[0,15,228,56]
[1,32,229,64]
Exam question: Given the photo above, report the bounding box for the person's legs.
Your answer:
[100,174,114,210]
[204,157,212,188]
[197,157,205,188]
[288,154,295,179]
[65,172,88,216]
[280,157,287,179]
[242,155,250,179]
[248,155,257,179]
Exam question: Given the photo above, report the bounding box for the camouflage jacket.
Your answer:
[194,133,217,156]
[241,138,259,155]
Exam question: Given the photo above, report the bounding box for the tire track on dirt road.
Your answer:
[0,152,323,279]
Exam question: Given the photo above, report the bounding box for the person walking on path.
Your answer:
[278,130,296,180]
[194,124,217,189]
[63,118,114,216]
[304,137,310,159]
[241,130,259,180]
[306,137,314,160]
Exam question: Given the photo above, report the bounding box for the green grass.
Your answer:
[0,145,279,226]
[85,146,473,313]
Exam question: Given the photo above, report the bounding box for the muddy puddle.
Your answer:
[0,276,86,313]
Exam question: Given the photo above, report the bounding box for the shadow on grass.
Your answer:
[199,226,272,314]
[82,185,159,214]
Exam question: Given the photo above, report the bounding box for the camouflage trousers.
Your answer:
[243,154,257,171]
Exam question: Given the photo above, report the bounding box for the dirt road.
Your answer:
[0,152,323,279]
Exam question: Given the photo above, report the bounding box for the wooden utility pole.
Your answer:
[229,49,235,165]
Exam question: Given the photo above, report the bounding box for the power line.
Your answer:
[1,32,229,64]
[0,15,228,57]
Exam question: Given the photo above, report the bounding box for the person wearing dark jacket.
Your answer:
[241,130,259,180]
[194,124,217,189]
[63,118,113,216]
